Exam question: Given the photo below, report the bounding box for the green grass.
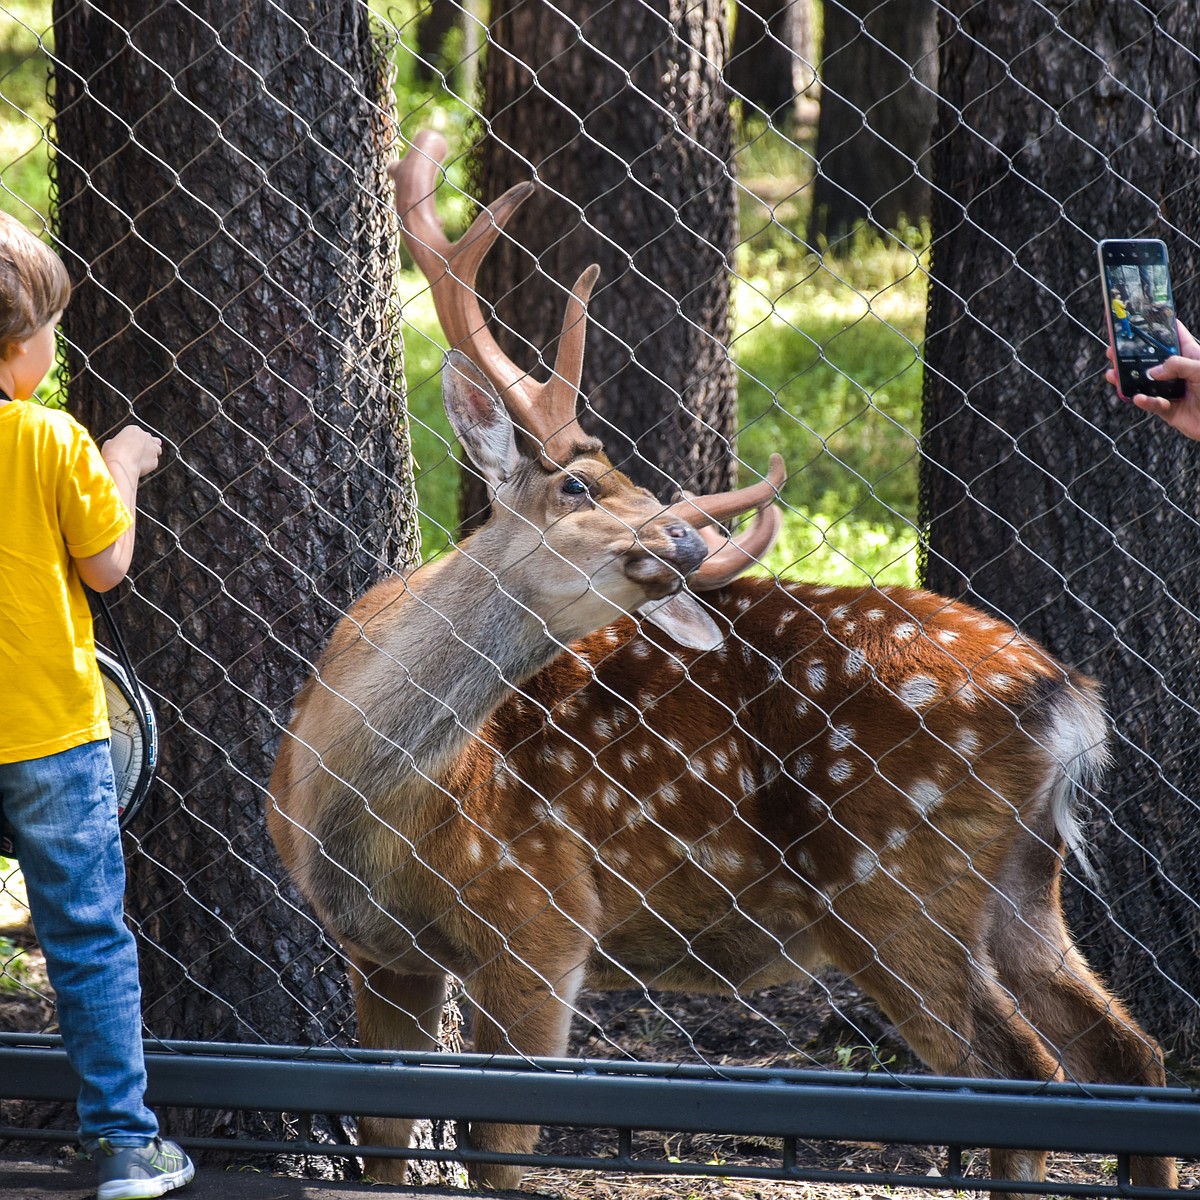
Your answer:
[0,5,927,586]
[0,2,54,228]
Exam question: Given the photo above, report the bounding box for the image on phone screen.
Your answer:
[1099,239,1184,400]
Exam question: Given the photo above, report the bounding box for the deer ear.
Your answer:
[443,350,522,491]
[637,592,723,652]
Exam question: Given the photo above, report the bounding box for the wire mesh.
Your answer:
[0,0,1197,1191]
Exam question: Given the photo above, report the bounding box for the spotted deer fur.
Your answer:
[267,134,1175,1195]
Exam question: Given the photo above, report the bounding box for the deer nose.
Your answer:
[662,521,708,574]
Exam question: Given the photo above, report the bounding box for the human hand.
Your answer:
[101,424,163,480]
[1106,321,1200,442]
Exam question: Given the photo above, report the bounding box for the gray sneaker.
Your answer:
[95,1137,195,1200]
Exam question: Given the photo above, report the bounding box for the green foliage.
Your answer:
[0,2,53,226]
[0,933,31,994]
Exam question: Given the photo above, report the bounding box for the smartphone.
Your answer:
[1098,238,1185,401]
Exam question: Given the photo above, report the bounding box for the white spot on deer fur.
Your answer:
[657,782,680,806]
[806,661,827,692]
[829,724,856,752]
[631,641,651,658]
[777,609,798,629]
[867,608,885,621]
[893,621,919,641]
[790,752,814,779]
[910,778,942,813]
[899,674,939,708]
[883,827,909,853]
[738,766,755,796]
[605,629,621,646]
[602,788,621,811]
[557,749,578,773]
[988,673,1015,694]
[593,715,614,739]
[829,758,854,784]
[852,849,879,884]
[956,682,979,707]
[842,619,857,636]
[829,604,849,622]
[954,728,981,758]
[720,848,745,874]
[580,777,599,804]
[465,839,483,863]
[812,586,835,597]
[845,648,867,676]
[608,846,632,868]
[621,748,639,773]
[792,848,814,875]
[936,627,960,645]
[795,695,810,717]
[711,746,731,773]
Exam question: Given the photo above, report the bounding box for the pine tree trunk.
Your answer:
[53,0,417,1146]
[464,0,738,526]
[808,0,936,243]
[920,1,1200,1059]
[726,0,808,122]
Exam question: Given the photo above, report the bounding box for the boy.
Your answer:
[0,211,194,1199]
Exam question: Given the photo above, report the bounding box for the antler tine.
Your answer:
[664,452,787,530]
[388,130,600,469]
[689,503,782,591]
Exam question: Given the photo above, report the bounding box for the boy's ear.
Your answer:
[442,350,522,493]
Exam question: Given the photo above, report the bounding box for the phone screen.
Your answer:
[1099,239,1185,401]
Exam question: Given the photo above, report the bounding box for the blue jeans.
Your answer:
[0,740,158,1148]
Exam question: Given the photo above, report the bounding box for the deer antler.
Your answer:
[687,502,783,590]
[392,131,787,589]
[663,452,786,532]
[388,130,602,468]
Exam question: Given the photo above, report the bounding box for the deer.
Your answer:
[267,131,1176,1197]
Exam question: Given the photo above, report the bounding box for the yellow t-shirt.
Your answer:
[0,400,131,763]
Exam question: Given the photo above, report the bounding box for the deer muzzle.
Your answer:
[623,520,709,595]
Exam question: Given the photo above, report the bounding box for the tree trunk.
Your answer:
[808,0,936,243]
[53,0,416,1146]
[920,1,1200,1059]
[726,0,814,123]
[464,0,738,526]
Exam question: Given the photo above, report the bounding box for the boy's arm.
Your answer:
[74,426,163,593]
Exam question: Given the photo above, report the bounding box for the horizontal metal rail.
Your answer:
[2,1034,1197,1195]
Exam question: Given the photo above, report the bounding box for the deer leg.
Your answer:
[348,956,449,1185]
[833,910,1064,1200]
[987,887,1177,1189]
[460,951,588,1190]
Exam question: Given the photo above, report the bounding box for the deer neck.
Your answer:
[375,527,572,783]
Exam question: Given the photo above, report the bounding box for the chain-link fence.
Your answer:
[1,0,1198,1192]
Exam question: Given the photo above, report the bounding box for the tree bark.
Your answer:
[808,0,936,243]
[53,0,416,1145]
[920,1,1200,1057]
[465,0,739,526]
[725,0,814,123]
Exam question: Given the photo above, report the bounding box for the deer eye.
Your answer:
[561,476,588,497]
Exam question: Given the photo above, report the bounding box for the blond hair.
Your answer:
[0,212,71,358]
